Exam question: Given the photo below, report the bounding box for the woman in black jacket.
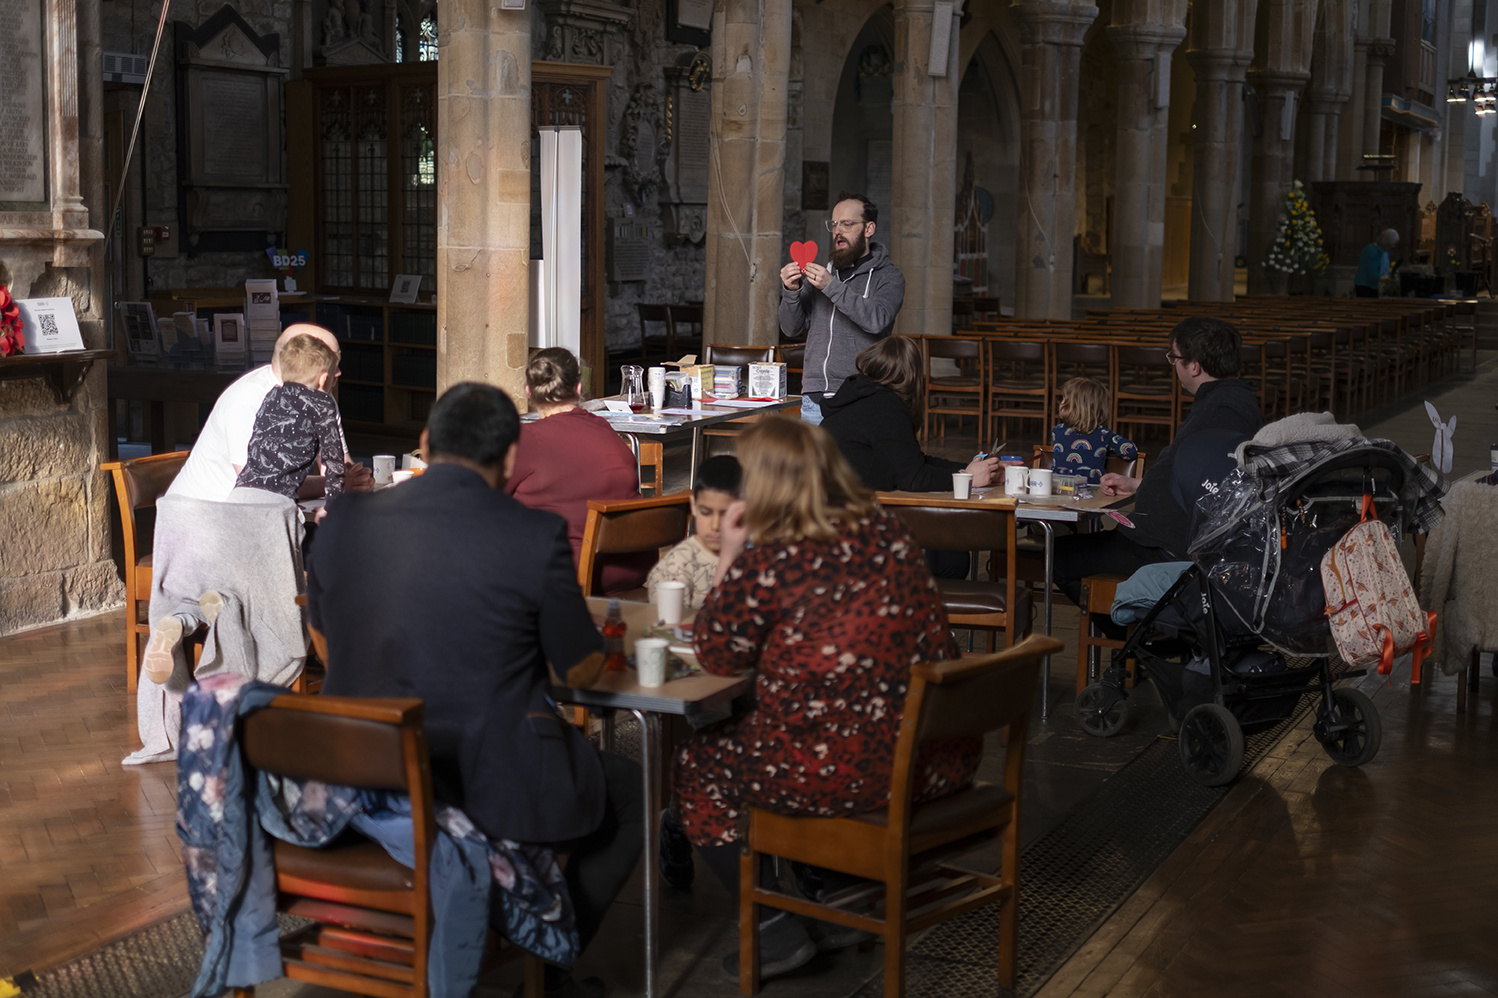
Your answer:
[818,335,998,492]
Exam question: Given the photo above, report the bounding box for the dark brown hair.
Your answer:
[855,335,924,426]
[526,347,581,405]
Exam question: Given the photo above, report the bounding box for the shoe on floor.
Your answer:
[142,616,184,685]
[659,807,695,891]
[720,911,818,982]
[512,972,608,998]
[805,917,877,954]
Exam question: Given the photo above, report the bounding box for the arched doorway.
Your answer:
[828,6,896,259]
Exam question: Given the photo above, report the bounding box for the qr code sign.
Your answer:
[37,313,59,341]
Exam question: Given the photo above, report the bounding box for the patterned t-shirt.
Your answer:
[1051,423,1139,485]
[235,382,345,499]
[646,534,719,610]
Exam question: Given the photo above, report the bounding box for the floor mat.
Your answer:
[849,692,1319,998]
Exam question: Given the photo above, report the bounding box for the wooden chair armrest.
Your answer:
[263,693,424,724]
[584,491,693,514]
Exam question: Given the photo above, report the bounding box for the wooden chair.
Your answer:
[1076,574,1133,693]
[232,694,544,998]
[703,345,777,445]
[777,343,805,398]
[737,634,1063,997]
[985,340,1049,445]
[1112,344,1179,442]
[878,495,1029,650]
[101,450,192,693]
[637,303,673,360]
[576,492,693,597]
[638,440,665,496]
[668,303,704,357]
[922,335,984,442]
[1030,446,1147,480]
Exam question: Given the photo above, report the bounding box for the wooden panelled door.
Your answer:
[533,62,611,397]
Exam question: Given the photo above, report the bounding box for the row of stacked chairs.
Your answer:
[920,296,1481,444]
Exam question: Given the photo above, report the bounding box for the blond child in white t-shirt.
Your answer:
[646,455,741,610]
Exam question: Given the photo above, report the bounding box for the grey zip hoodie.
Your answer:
[777,240,905,395]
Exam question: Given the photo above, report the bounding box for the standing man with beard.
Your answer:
[778,192,905,424]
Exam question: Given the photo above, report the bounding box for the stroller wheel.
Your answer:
[1315,688,1382,767]
[1076,683,1132,737]
[1179,704,1245,786]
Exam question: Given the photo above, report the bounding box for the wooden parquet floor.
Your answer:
[1037,667,1498,998]
[0,610,186,978]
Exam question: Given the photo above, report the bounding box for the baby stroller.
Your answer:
[1075,442,1428,786]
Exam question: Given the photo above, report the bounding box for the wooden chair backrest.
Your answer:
[880,501,1016,553]
[101,450,191,569]
[1031,445,1146,479]
[778,343,805,370]
[577,492,693,594]
[888,636,1060,828]
[925,336,981,362]
[706,344,775,367]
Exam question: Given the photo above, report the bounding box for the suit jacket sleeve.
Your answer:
[538,519,605,672]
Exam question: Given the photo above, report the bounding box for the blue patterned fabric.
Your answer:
[1051,424,1139,485]
[177,673,578,998]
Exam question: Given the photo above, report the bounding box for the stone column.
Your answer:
[890,0,961,336]
[702,0,792,347]
[1106,1,1187,308]
[1337,37,1370,180]
[1011,1,1098,320]
[435,0,532,399]
[1246,72,1308,292]
[1306,0,1355,182]
[1186,0,1256,301]
[1361,38,1396,168]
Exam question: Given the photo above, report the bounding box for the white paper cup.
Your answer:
[1028,468,1053,496]
[1004,465,1029,495]
[391,470,416,485]
[372,454,396,485]
[952,472,974,500]
[401,453,428,471]
[656,581,686,625]
[648,366,667,411]
[635,637,669,687]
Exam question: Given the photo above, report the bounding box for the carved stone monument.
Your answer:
[175,6,289,252]
[0,0,47,205]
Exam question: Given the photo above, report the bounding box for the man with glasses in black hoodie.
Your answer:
[778,191,906,425]
[1052,316,1265,613]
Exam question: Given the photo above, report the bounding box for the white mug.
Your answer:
[372,454,396,485]
[635,637,669,687]
[656,580,686,625]
[952,472,974,500]
[1004,465,1028,496]
[1028,468,1053,496]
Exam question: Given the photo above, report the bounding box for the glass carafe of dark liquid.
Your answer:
[621,365,647,412]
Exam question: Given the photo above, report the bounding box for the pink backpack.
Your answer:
[1321,496,1437,681]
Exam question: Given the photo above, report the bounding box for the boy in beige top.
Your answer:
[647,455,740,610]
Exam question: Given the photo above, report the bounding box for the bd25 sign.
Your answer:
[267,247,310,270]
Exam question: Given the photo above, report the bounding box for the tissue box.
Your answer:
[747,362,787,399]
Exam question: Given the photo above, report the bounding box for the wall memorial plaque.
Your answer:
[198,71,271,181]
[0,0,48,205]
[663,67,710,205]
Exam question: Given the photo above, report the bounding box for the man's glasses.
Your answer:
[824,219,866,233]
[1164,351,1185,365]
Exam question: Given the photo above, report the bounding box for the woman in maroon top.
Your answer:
[672,416,980,980]
[505,348,650,594]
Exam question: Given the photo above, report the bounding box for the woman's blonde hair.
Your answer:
[526,347,581,405]
[737,416,876,544]
[1058,377,1111,434]
[855,335,924,422]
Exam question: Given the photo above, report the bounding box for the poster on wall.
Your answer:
[17,298,86,354]
[531,126,582,355]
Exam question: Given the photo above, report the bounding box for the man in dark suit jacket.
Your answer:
[308,383,640,998]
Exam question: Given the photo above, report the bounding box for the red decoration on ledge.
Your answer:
[0,286,22,357]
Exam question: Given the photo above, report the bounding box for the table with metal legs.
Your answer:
[560,598,751,998]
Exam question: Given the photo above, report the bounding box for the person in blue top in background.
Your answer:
[1354,228,1400,297]
[1051,376,1138,486]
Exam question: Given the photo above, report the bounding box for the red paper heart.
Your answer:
[789,241,819,271]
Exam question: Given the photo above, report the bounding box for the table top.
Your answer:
[877,487,1132,523]
[524,396,802,436]
[553,597,751,715]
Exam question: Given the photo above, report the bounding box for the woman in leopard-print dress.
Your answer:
[673,418,982,852]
